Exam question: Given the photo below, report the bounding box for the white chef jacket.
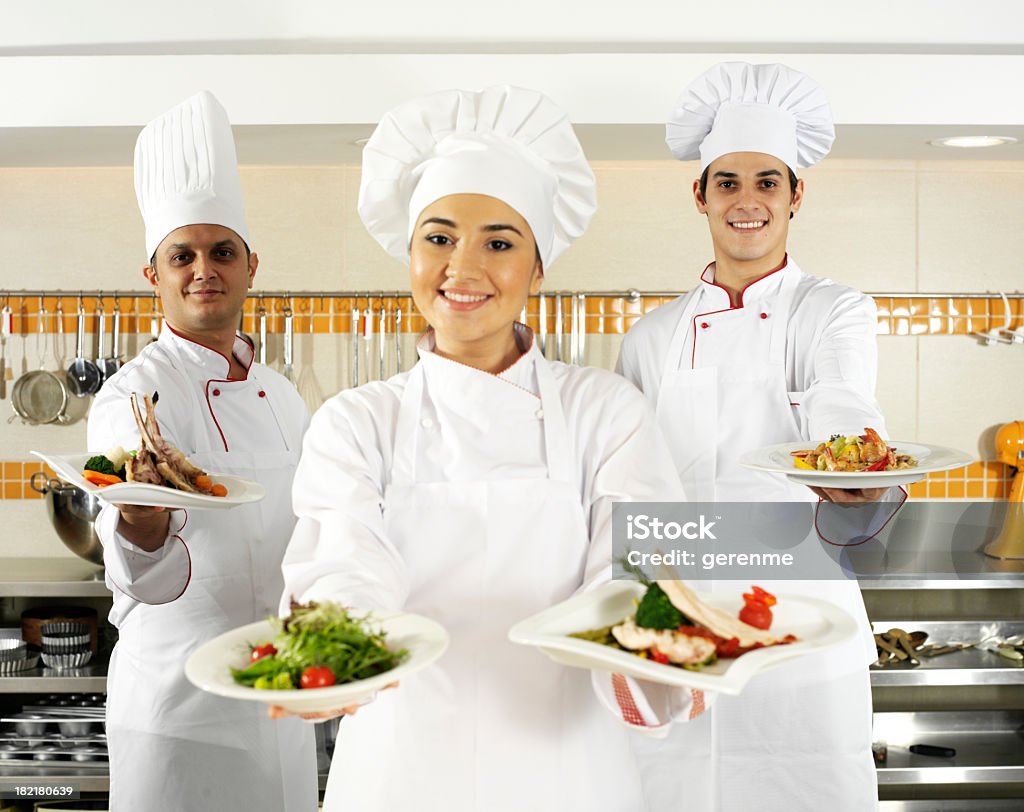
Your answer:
[88,325,318,812]
[281,328,686,812]
[618,257,886,445]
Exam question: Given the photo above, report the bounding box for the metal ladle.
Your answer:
[66,299,101,397]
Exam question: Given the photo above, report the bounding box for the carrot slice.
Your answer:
[210,483,228,498]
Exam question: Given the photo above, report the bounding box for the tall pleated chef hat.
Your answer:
[134,90,249,259]
[666,62,835,172]
[358,85,596,268]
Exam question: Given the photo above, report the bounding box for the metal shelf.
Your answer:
[0,662,107,694]
[875,711,1024,787]
[0,769,331,794]
[0,559,109,598]
[870,620,1024,686]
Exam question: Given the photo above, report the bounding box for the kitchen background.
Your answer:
[0,6,1022,550]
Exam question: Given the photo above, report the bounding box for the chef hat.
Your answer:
[666,62,835,172]
[358,85,596,268]
[134,90,249,259]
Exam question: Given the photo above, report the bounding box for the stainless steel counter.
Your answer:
[0,558,107,598]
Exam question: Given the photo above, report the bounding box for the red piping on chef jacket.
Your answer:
[690,257,790,370]
[105,529,192,604]
[166,324,255,379]
[814,485,909,547]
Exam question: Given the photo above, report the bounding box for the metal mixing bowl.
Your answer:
[29,474,103,565]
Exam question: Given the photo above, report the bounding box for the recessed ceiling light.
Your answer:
[928,135,1018,148]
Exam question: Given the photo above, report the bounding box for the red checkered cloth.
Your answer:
[689,689,705,719]
[611,673,647,727]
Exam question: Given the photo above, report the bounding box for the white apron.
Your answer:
[323,353,646,812]
[106,364,318,812]
[648,267,878,812]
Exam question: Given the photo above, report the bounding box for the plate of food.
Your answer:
[509,579,858,695]
[738,428,972,489]
[185,600,449,714]
[32,393,264,509]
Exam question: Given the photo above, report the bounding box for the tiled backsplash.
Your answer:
[1,292,1021,338]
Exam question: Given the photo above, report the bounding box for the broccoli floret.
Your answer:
[634,583,685,630]
[84,455,125,479]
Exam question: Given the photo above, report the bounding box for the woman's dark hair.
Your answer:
[698,165,799,200]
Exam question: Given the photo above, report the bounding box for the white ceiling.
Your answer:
[2,2,1022,164]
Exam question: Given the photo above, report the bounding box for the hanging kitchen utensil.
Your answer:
[554,294,563,362]
[395,305,403,374]
[538,293,547,357]
[66,300,101,397]
[10,305,69,426]
[257,301,268,366]
[350,305,360,388]
[379,303,387,381]
[148,293,161,344]
[282,304,295,384]
[96,302,119,385]
[0,303,11,400]
[296,297,325,414]
[577,294,587,366]
[105,300,123,378]
[569,294,579,365]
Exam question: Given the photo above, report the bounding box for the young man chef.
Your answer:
[615,63,893,810]
[87,90,318,812]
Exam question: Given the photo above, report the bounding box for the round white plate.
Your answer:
[32,451,265,510]
[509,581,859,696]
[185,612,449,714]
[737,441,973,489]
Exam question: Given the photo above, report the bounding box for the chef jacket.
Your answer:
[88,325,318,812]
[281,327,686,811]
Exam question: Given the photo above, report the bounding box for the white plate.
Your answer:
[32,451,265,510]
[738,440,973,489]
[508,581,858,695]
[184,612,449,714]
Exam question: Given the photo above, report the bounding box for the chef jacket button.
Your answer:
[535,409,544,419]
[421,417,434,429]
[212,388,221,397]
[760,312,768,320]
[700,321,710,330]
[258,390,266,398]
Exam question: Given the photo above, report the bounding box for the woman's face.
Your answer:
[410,193,543,365]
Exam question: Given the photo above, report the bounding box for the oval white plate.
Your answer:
[737,441,973,489]
[32,451,265,510]
[185,612,449,714]
[509,581,858,696]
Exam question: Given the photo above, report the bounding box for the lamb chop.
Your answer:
[129,392,208,492]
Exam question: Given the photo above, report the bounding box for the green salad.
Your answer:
[231,600,408,691]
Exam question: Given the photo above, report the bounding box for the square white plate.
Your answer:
[184,611,449,714]
[508,581,859,696]
[32,451,265,510]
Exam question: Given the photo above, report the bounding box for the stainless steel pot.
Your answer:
[29,474,103,565]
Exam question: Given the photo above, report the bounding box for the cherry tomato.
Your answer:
[749,586,777,607]
[300,665,336,689]
[649,648,670,665]
[250,643,278,662]
[739,602,773,630]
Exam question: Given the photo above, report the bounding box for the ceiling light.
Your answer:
[928,135,1018,149]
[352,137,371,146]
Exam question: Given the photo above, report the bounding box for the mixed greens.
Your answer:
[231,600,408,691]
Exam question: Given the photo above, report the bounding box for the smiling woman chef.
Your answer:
[277,85,685,811]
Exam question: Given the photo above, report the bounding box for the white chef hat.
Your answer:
[358,85,596,268]
[134,90,249,259]
[666,62,835,172]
